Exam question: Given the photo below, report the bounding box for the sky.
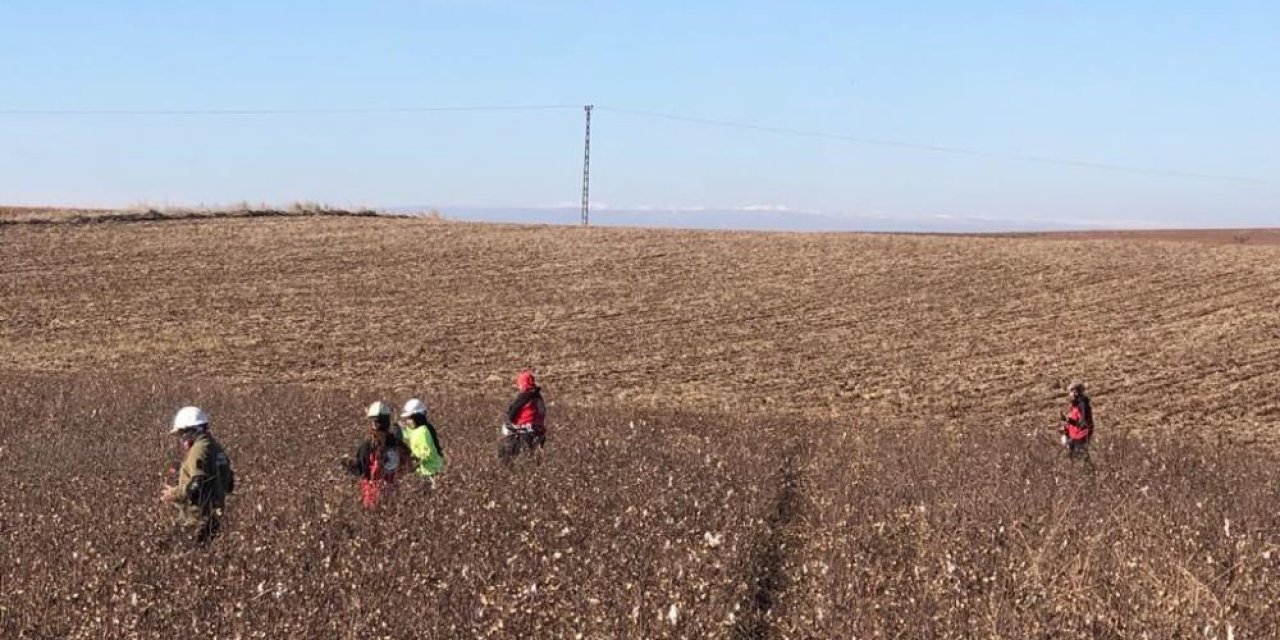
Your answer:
[1,0,1277,230]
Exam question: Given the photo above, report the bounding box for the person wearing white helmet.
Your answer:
[398,398,445,483]
[160,406,235,543]
[342,401,411,508]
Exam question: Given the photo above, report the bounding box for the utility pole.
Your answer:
[581,104,593,225]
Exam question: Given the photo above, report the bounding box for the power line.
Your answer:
[595,105,1277,186]
[0,104,580,116]
[3,100,1273,186]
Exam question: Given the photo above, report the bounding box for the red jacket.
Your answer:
[508,389,546,429]
[1063,398,1093,442]
[347,436,409,509]
[508,371,546,431]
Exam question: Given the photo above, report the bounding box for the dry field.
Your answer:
[1006,228,1280,246]
[3,214,1278,442]
[0,373,789,638]
[2,213,1280,637]
[2,373,1276,638]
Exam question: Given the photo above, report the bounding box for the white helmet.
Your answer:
[170,406,209,434]
[366,401,392,418]
[400,398,428,418]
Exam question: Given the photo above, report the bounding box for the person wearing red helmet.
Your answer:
[499,370,547,463]
[1059,381,1094,461]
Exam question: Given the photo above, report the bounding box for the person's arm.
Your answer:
[161,449,184,502]
[1082,401,1095,430]
[189,453,219,505]
[170,444,211,505]
[506,392,533,424]
[220,453,235,495]
[346,442,373,478]
[409,431,432,463]
[161,478,183,503]
[390,434,412,461]
[1064,405,1083,427]
[425,422,445,458]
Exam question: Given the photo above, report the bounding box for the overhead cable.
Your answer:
[596,105,1276,186]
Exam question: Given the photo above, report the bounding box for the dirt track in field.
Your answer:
[3,215,1279,443]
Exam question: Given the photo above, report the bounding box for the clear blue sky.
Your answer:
[2,1,1277,229]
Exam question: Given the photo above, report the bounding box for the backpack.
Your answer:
[216,450,235,495]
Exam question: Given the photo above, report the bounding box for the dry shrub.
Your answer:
[3,373,1277,638]
[781,425,1280,638]
[0,204,381,226]
[0,373,788,638]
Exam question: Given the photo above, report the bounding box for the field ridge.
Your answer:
[0,205,384,226]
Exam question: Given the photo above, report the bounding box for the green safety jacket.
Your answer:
[401,421,445,477]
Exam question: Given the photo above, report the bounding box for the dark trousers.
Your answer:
[195,516,222,544]
[1067,437,1091,462]
[498,431,546,463]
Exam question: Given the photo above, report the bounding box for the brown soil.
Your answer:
[979,227,1280,245]
[3,215,1279,637]
[3,215,1278,444]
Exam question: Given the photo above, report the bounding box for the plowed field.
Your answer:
[3,215,1278,442]
[3,214,1279,638]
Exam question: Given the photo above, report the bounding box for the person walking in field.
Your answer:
[160,406,235,544]
[499,370,547,464]
[343,401,412,509]
[1059,381,1094,461]
[398,398,445,485]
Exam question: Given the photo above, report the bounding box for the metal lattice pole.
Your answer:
[581,105,593,225]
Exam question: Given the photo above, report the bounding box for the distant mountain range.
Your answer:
[385,205,1149,233]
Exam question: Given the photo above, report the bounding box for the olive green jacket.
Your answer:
[173,432,234,524]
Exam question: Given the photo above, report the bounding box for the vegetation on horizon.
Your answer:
[0,201,387,225]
